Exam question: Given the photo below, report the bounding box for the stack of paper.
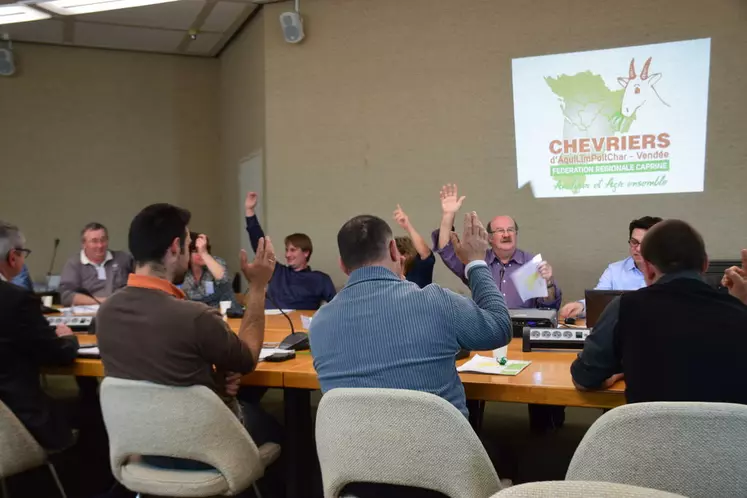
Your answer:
[77,346,100,357]
[264,309,295,316]
[457,354,531,376]
[60,305,100,314]
[259,348,294,361]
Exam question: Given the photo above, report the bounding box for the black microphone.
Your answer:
[265,290,309,350]
[47,238,60,276]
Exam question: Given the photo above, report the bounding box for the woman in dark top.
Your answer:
[393,204,436,288]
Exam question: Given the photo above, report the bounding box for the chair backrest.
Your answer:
[315,388,502,498]
[100,377,263,494]
[566,401,747,498]
[0,399,46,478]
[490,481,688,497]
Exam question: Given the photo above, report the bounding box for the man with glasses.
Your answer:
[432,184,562,310]
[560,216,662,320]
[59,222,133,306]
[432,184,563,433]
[0,221,79,451]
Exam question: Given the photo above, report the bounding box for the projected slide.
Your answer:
[512,38,710,198]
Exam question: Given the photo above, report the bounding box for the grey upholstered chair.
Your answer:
[567,402,747,498]
[100,377,280,497]
[315,387,503,498]
[490,480,688,497]
[0,399,67,498]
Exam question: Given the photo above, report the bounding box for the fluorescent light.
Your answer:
[0,4,50,24]
[36,0,181,16]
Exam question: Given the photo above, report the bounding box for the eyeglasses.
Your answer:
[489,227,517,236]
[628,238,642,248]
[14,247,31,257]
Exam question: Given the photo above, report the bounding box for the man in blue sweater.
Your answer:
[310,211,512,417]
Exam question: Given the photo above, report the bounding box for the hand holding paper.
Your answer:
[509,253,549,303]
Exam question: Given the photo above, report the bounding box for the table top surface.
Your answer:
[66,310,625,408]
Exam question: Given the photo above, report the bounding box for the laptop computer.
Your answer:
[584,290,629,328]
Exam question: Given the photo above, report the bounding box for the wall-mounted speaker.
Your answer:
[0,47,15,76]
[279,11,304,44]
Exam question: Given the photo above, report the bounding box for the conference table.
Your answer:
[50,311,625,497]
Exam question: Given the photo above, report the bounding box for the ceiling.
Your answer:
[0,0,268,57]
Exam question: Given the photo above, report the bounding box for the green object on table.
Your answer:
[498,357,507,366]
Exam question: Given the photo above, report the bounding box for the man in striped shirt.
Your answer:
[310,212,512,417]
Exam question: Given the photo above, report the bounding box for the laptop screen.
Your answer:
[584,290,629,328]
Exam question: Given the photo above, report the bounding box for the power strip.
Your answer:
[522,327,591,352]
[47,315,93,331]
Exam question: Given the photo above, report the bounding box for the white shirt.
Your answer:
[81,250,113,280]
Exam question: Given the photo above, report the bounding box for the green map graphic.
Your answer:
[545,71,636,193]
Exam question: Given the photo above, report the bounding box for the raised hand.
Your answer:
[245,191,259,217]
[240,237,276,287]
[393,204,411,230]
[195,234,209,255]
[450,211,489,265]
[722,249,747,305]
[440,183,466,215]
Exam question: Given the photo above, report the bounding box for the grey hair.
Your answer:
[0,221,25,261]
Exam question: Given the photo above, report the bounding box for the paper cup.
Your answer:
[219,301,232,316]
[492,345,508,360]
[42,296,53,307]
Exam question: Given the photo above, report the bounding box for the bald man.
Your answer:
[432,184,561,310]
[432,184,565,433]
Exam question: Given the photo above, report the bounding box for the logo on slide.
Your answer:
[512,39,710,198]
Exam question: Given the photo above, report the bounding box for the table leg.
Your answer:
[284,388,313,498]
[467,399,485,433]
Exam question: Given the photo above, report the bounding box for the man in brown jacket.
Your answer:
[96,203,280,471]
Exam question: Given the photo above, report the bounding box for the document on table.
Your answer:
[509,253,548,302]
[259,348,294,361]
[457,354,531,376]
[264,309,295,316]
[77,346,100,357]
[59,305,100,314]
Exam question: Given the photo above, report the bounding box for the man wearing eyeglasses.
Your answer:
[0,221,79,451]
[560,216,662,320]
[59,222,134,306]
[433,184,564,433]
[433,184,562,310]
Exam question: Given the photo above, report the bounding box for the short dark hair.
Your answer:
[189,232,211,254]
[81,222,108,240]
[337,215,393,271]
[285,233,313,261]
[640,219,707,274]
[629,216,662,239]
[129,204,191,266]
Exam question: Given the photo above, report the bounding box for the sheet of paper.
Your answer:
[301,315,313,330]
[456,354,531,376]
[259,348,293,361]
[77,346,100,357]
[509,253,548,302]
[264,309,295,316]
[59,305,100,314]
